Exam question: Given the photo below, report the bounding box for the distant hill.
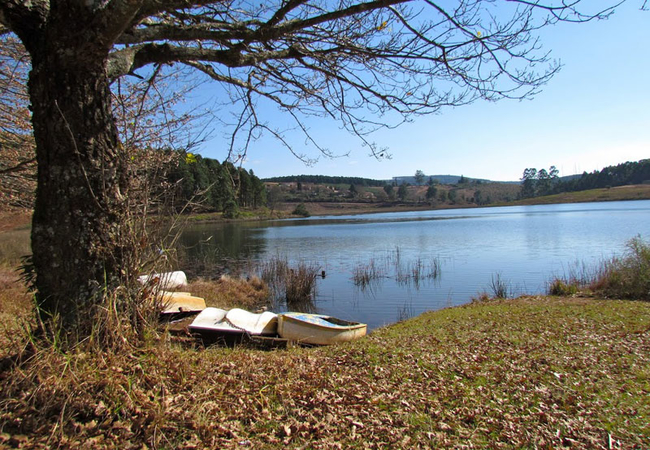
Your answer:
[392,175,503,185]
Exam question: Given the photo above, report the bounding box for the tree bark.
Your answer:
[28,34,130,333]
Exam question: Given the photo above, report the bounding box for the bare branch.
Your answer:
[0,156,35,174]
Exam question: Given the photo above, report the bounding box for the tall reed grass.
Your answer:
[548,236,650,301]
[259,256,319,310]
[488,273,512,299]
[590,236,650,300]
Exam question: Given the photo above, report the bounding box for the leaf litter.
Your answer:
[0,296,649,448]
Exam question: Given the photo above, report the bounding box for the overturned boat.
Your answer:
[277,312,367,346]
[159,291,206,315]
[189,307,279,344]
[138,271,188,290]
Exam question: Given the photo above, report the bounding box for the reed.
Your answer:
[488,273,512,299]
[546,236,650,301]
[589,236,650,300]
[259,256,320,309]
[354,248,441,291]
[285,263,319,307]
[352,259,384,288]
[396,257,441,288]
[548,278,579,296]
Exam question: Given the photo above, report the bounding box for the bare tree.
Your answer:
[0,0,622,339]
[0,33,35,209]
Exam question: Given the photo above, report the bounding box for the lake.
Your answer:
[179,200,650,330]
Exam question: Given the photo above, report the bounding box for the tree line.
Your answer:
[264,175,386,187]
[520,160,650,198]
[167,153,266,217]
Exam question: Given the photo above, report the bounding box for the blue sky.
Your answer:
[195,2,649,182]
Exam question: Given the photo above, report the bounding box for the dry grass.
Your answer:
[1,296,648,449]
[185,275,270,311]
[0,228,30,269]
[0,268,32,359]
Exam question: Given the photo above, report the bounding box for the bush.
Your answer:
[548,279,579,296]
[292,203,310,217]
[222,199,240,219]
[590,236,650,300]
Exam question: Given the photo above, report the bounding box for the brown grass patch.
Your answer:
[0,211,31,233]
[0,268,32,359]
[185,275,270,310]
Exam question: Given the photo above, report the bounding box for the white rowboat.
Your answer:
[138,271,188,290]
[189,307,279,337]
[278,312,367,345]
[159,291,206,314]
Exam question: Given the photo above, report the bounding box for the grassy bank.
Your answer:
[0,296,648,448]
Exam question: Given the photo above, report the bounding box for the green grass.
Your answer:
[1,296,648,448]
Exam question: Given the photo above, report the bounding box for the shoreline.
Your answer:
[2,184,649,228]
[188,184,650,223]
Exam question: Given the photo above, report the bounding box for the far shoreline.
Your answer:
[185,183,650,223]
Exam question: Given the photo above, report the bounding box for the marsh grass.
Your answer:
[353,248,441,291]
[590,236,650,300]
[548,278,579,296]
[259,256,319,310]
[548,237,650,301]
[352,259,385,289]
[488,273,512,299]
[285,264,319,307]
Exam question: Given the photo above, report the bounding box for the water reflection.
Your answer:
[177,222,268,277]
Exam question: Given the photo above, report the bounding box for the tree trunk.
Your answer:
[28,39,131,334]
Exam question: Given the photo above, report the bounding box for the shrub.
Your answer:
[590,236,650,300]
[292,203,310,217]
[222,199,240,219]
[548,278,579,296]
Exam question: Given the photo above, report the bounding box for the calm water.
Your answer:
[179,200,650,329]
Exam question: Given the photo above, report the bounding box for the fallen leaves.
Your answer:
[1,297,649,448]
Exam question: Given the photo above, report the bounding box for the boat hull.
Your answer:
[159,291,206,314]
[189,308,279,345]
[278,313,367,345]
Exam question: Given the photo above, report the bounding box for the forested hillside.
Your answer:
[166,153,266,217]
[520,159,650,199]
